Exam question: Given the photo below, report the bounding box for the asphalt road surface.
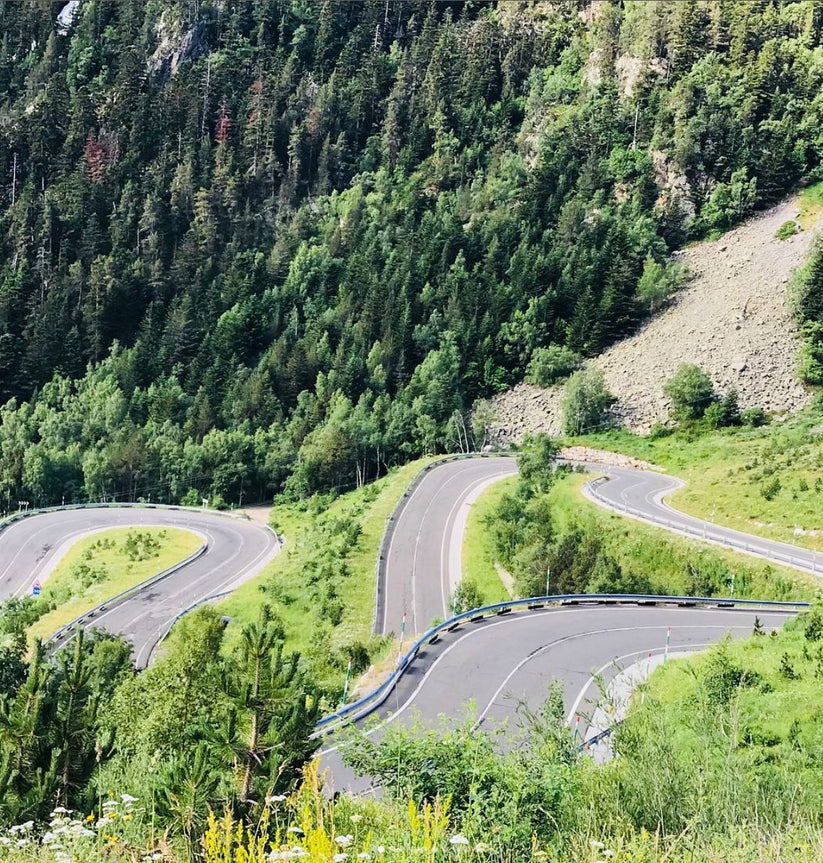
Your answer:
[0,506,280,666]
[321,603,792,792]
[380,456,518,637]
[583,464,823,575]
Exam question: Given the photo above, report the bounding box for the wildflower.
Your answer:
[17,838,30,847]
[121,794,139,804]
[289,850,309,858]
[51,807,71,816]
[449,835,469,846]
[376,848,386,855]
[85,813,95,822]
[266,794,287,804]
[42,831,57,844]
[333,855,348,863]
[591,841,605,850]
[124,814,133,822]
[103,800,118,809]
[357,854,371,860]
[350,814,363,824]
[287,826,303,834]
[0,837,10,846]
[604,852,615,859]
[336,835,354,846]
[473,842,490,853]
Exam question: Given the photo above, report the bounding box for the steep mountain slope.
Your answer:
[489,194,817,439]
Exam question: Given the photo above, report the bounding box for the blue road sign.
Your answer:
[32,581,41,597]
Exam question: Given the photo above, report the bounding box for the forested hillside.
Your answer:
[2,0,823,507]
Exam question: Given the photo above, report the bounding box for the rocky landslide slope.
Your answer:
[489,196,818,441]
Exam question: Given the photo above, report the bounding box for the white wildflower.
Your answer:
[336,835,354,846]
[357,853,371,860]
[17,838,30,847]
[289,849,309,858]
[266,794,287,804]
[376,847,385,855]
[333,855,348,863]
[0,837,10,846]
[42,831,57,844]
[287,826,303,834]
[350,814,363,824]
[51,807,71,815]
[590,841,605,850]
[604,852,615,859]
[121,794,139,804]
[103,800,118,809]
[474,842,490,853]
[449,835,469,846]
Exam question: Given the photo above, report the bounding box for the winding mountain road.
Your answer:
[0,456,812,789]
[318,456,810,790]
[0,506,280,666]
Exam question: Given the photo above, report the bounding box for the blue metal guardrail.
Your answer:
[314,592,808,736]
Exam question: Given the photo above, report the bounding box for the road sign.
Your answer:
[32,581,41,597]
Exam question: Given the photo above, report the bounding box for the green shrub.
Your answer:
[561,367,616,435]
[741,406,768,427]
[761,476,782,500]
[663,363,715,420]
[776,220,799,240]
[636,254,687,311]
[525,345,583,387]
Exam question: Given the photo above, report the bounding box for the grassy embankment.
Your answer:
[613,607,823,841]
[460,475,516,603]
[29,527,203,642]
[216,457,438,688]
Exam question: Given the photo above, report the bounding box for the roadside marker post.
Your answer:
[397,611,407,662]
[341,656,352,706]
[573,715,580,742]
[546,565,551,597]
[664,626,671,663]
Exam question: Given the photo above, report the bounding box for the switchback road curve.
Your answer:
[319,456,810,790]
[0,506,280,667]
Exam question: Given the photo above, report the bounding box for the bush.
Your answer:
[776,220,799,240]
[741,406,768,427]
[761,476,782,500]
[636,254,687,312]
[450,580,484,614]
[663,363,715,420]
[561,368,616,435]
[525,345,582,387]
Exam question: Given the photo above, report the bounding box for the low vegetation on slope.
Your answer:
[217,457,435,695]
[6,608,821,862]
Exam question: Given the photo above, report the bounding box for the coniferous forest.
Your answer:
[2,0,823,508]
